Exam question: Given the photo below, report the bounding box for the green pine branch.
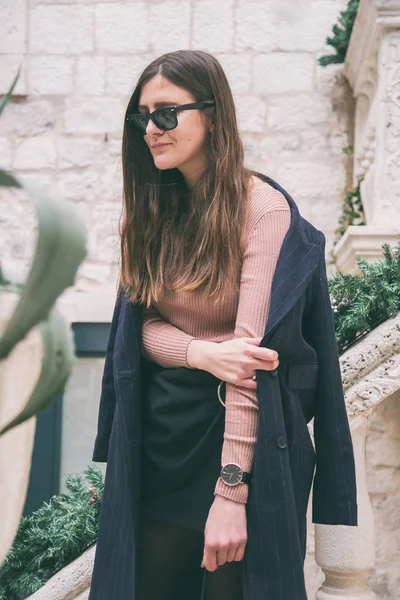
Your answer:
[318,0,360,67]
[330,238,400,354]
[333,177,366,245]
[0,466,104,600]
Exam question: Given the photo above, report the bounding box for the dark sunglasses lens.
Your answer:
[129,114,148,134]
[153,108,177,131]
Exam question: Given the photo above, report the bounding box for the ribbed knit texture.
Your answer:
[140,176,291,503]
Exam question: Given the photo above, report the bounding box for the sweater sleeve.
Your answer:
[141,303,197,369]
[214,208,291,503]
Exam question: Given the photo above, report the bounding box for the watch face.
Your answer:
[221,463,243,486]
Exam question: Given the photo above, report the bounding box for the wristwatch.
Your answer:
[220,463,252,486]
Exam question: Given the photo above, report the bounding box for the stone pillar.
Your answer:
[315,416,375,600]
[333,0,400,274]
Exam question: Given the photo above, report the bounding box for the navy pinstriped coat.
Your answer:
[89,173,358,600]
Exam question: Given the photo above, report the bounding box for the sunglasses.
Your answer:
[125,101,216,135]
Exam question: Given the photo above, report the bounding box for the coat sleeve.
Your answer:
[309,233,358,526]
[92,287,123,463]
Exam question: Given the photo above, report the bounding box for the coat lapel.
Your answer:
[253,173,323,342]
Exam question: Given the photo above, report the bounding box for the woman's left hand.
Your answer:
[201,494,247,571]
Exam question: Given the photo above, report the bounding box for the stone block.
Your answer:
[0,0,27,54]
[14,135,57,170]
[277,1,345,52]
[267,94,331,132]
[253,54,314,95]
[149,1,191,52]
[0,138,13,170]
[215,54,252,94]
[94,234,119,263]
[75,57,106,96]
[299,130,331,157]
[105,55,153,97]
[30,6,94,54]
[235,2,279,52]
[56,169,109,203]
[366,432,400,469]
[315,63,343,98]
[242,135,260,161]
[236,96,267,132]
[106,137,123,158]
[57,137,106,169]
[0,100,56,137]
[366,466,399,495]
[192,0,234,52]
[95,4,148,53]
[28,56,74,95]
[78,262,111,285]
[275,162,345,199]
[374,496,400,530]
[373,529,397,564]
[63,98,124,135]
[260,134,300,161]
[0,55,27,95]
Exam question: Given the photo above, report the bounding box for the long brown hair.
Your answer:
[120,49,253,307]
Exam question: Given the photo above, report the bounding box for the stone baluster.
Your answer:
[315,416,375,600]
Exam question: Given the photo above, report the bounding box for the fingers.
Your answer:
[203,542,246,571]
[233,543,246,562]
[226,546,237,562]
[242,336,279,363]
[217,548,228,567]
[243,336,263,345]
[203,545,218,572]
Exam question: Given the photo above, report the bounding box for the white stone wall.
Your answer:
[1,0,352,307]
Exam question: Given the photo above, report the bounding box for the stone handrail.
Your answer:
[315,313,400,600]
[25,311,400,600]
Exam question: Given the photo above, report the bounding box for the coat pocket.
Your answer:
[287,362,319,389]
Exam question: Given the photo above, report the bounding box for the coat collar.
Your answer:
[253,172,323,342]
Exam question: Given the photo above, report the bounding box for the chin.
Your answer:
[153,158,179,171]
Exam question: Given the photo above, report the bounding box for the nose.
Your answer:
[145,117,163,136]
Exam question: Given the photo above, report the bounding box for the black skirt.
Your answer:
[140,361,226,532]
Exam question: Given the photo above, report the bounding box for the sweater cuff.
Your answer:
[214,477,249,503]
[184,338,197,369]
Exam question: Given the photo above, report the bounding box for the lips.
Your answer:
[152,143,170,149]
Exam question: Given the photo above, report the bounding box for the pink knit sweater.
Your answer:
[140,176,291,503]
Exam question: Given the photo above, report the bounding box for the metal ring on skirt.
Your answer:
[217,380,225,407]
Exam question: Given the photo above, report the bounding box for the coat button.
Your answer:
[276,436,287,449]
[269,368,278,377]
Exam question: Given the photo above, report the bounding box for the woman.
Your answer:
[89,50,357,600]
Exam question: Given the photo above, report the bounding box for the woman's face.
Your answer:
[138,74,213,188]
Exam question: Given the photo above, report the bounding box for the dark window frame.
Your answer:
[23,322,110,515]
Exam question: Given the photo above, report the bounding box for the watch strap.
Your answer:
[241,471,252,484]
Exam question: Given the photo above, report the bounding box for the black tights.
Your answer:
[136,519,247,600]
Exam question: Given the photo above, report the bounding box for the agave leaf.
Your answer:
[0,67,21,117]
[0,170,87,360]
[0,307,76,435]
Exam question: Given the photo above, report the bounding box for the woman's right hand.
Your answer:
[187,337,279,389]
